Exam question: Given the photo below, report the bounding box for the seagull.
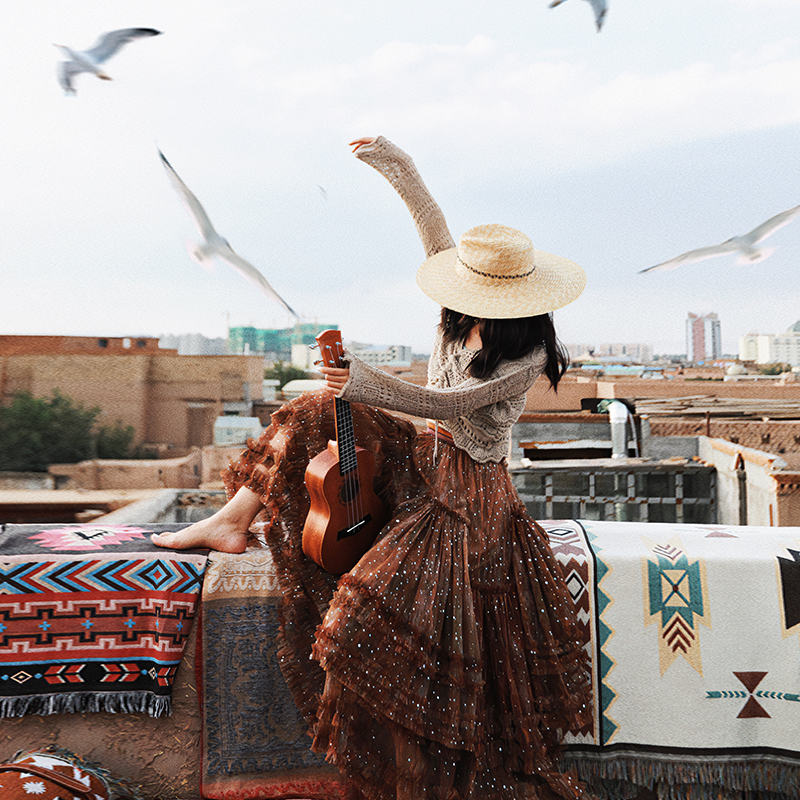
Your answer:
[640,204,800,274]
[159,150,300,319]
[549,0,607,31]
[54,28,161,95]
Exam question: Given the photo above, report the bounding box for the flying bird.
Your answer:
[640,204,800,274]
[54,27,161,95]
[159,150,300,319]
[549,0,607,31]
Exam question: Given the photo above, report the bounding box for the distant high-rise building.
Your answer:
[739,321,800,366]
[347,342,413,366]
[563,342,653,363]
[158,333,227,355]
[686,313,721,362]
[227,323,335,362]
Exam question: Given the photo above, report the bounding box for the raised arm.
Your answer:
[351,136,455,258]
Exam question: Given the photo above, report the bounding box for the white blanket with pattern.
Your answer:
[543,520,800,799]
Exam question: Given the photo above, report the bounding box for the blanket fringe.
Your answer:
[0,691,171,719]
[561,752,799,800]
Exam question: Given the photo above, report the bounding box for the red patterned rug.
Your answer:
[0,523,208,718]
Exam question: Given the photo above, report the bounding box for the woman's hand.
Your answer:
[320,365,350,394]
[349,137,376,153]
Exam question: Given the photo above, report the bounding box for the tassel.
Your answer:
[560,752,800,800]
[0,692,172,719]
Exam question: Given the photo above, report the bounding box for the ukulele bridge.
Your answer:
[337,514,372,541]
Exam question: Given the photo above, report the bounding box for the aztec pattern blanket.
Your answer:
[199,548,342,800]
[0,523,207,719]
[198,521,800,800]
[550,519,800,800]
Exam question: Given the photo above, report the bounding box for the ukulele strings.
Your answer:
[332,340,364,531]
[337,340,364,529]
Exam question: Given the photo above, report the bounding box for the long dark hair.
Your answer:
[439,307,570,389]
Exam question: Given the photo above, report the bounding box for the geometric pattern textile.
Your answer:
[0,746,143,800]
[642,535,710,676]
[552,519,800,800]
[199,548,343,800]
[0,523,207,719]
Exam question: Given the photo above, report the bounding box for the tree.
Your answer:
[758,363,792,376]
[0,391,100,471]
[264,361,310,389]
[95,423,136,460]
[95,423,159,460]
[0,390,152,472]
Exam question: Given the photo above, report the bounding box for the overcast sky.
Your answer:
[2,0,799,356]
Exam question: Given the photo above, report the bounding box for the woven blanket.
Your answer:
[544,520,800,800]
[0,523,207,719]
[196,522,800,800]
[199,548,342,800]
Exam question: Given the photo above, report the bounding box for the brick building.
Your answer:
[0,335,264,451]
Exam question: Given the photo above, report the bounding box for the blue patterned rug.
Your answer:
[199,549,342,800]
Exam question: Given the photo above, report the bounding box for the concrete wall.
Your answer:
[200,444,247,487]
[45,445,247,491]
[639,417,699,460]
[49,452,204,491]
[697,437,787,526]
[513,415,608,447]
[0,472,55,490]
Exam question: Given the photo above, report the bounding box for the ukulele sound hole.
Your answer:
[338,481,361,505]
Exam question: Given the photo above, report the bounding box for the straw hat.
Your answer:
[416,223,586,319]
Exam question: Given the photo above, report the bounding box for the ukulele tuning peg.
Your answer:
[309,343,319,350]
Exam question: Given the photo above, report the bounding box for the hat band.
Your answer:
[457,254,536,280]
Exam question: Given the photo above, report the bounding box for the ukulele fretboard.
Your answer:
[334,396,358,475]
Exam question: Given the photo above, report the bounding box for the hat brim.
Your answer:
[416,246,586,319]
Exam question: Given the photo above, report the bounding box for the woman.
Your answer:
[153,137,590,800]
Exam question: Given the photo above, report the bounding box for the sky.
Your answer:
[2,0,800,357]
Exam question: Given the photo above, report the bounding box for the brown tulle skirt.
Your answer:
[222,390,591,800]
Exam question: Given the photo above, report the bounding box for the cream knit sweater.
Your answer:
[339,137,547,463]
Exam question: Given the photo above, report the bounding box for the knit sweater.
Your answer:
[339,137,547,463]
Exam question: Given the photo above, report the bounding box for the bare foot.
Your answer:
[151,517,248,553]
[152,485,263,553]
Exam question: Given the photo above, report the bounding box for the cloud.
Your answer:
[239,34,800,175]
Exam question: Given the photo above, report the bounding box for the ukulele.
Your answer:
[302,330,389,574]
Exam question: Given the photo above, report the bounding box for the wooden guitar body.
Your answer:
[302,440,388,574]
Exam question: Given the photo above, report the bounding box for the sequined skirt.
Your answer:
[223,390,590,800]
